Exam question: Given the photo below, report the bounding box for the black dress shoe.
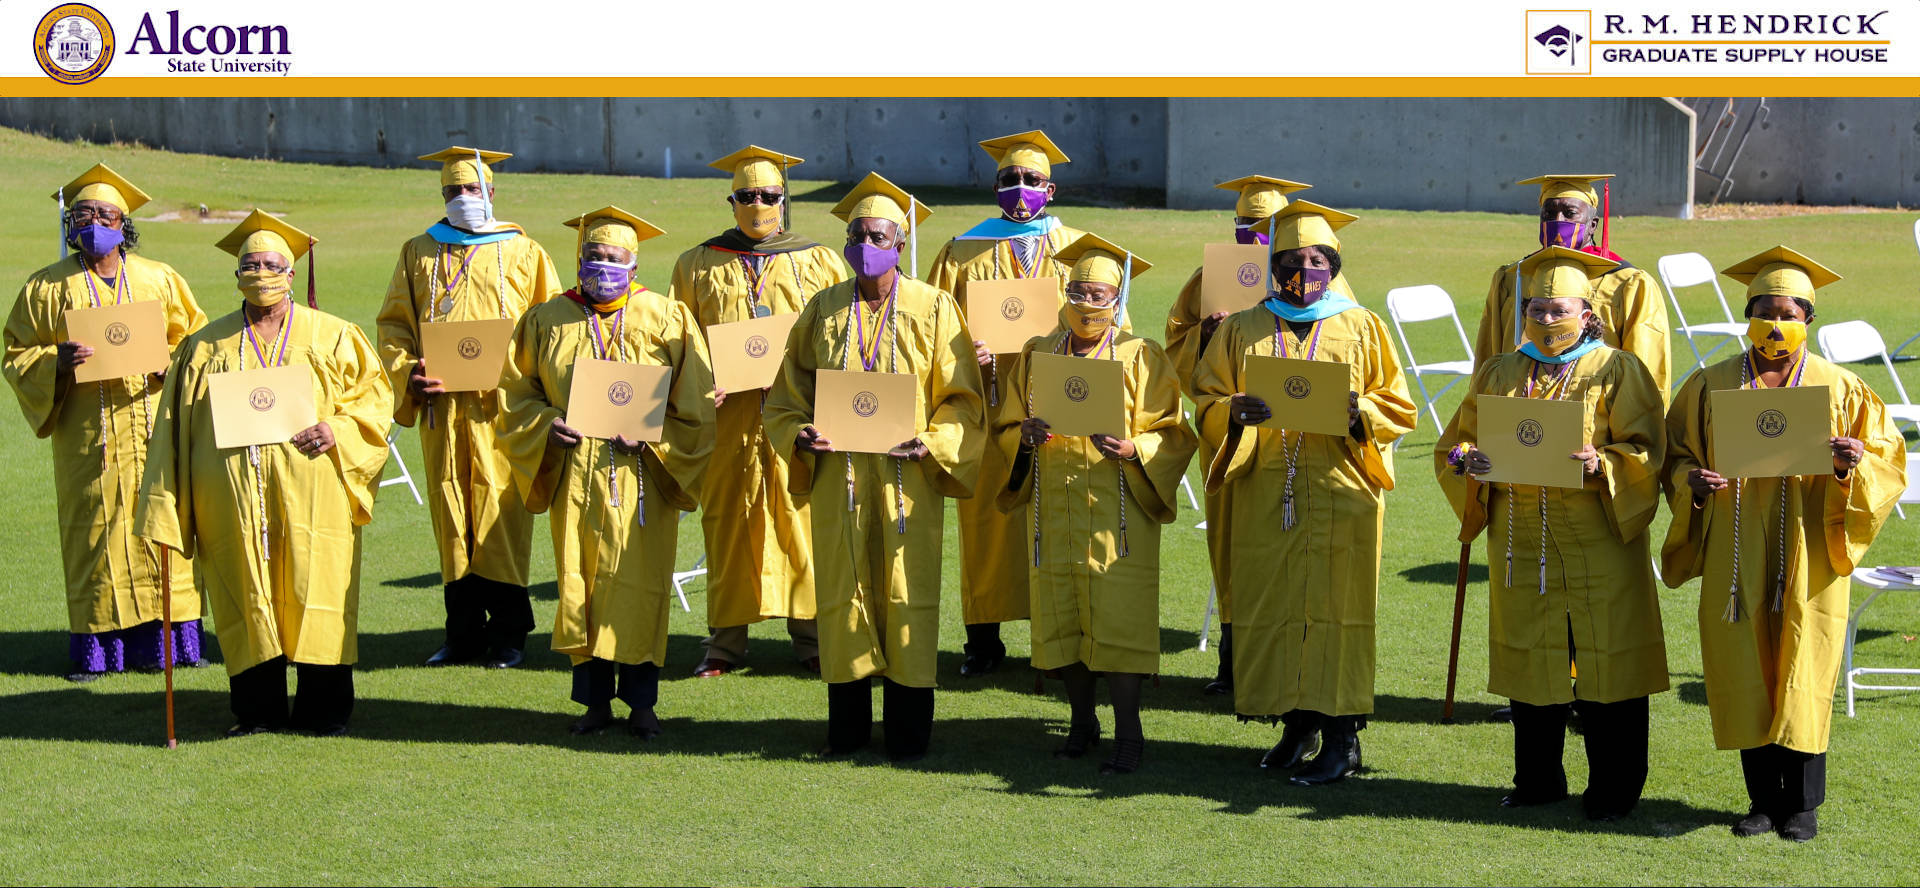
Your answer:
[485,648,524,669]
[1260,723,1321,770]
[628,708,663,739]
[1290,732,1361,786]
[1777,810,1817,842]
[1501,789,1569,807]
[959,646,1005,677]
[424,645,480,667]
[64,670,103,684]
[1731,808,1775,837]
[1100,737,1145,775]
[1052,722,1102,759]
[311,724,349,738]
[569,705,614,735]
[225,722,274,738]
[1202,677,1233,695]
[1489,706,1514,723]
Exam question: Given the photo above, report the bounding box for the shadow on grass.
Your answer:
[0,687,1729,835]
[1399,560,1490,585]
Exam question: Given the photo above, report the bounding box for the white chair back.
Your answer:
[1387,284,1457,324]
[1658,252,1737,324]
[1385,284,1475,433]
[1818,320,1914,405]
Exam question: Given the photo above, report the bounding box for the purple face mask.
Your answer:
[844,243,900,279]
[577,260,632,303]
[1274,264,1334,306]
[997,185,1049,221]
[1233,225,1270,246]
[1540,219,1589,248]
[73,224,125,258]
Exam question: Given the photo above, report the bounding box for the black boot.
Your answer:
[1777,809,1818,842]
[959,623,1006,677]
[1203,624,1234,696]
[1260,710,1323,770]
[1290,716,1361,786]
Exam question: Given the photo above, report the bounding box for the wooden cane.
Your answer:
[161,547,177,749]
[1441,540,1471,725]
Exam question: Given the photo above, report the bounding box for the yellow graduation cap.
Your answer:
[977,130,1071,177]
[564,206,665,257]
[1057,233,1152,287]
[1722,245,1841,302]
[1268,200,1358,252]
[418,145,513,187]
[55,163,150,215]
[216,209,314,262]
[1518,245,1617,302]
[1215,175,1311,222]
[710,145,804,191]
[830,172,932,233]
[1516,173,1614,207]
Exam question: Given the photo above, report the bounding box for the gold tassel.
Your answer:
[1723,588,1743,623]
[1771,581,1784,614]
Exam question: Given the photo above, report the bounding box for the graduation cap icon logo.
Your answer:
[1533,25,1583,65]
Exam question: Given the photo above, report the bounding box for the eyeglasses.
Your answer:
[733,190,784,206]
[67,208,123,224]
[1065,291,1117,306]
[996,170,1048,189]
[237,262,289,274]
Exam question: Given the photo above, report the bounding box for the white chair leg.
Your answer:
[1180,475,1201,511]
[380,434,423,505]
[1198,583,1217,652]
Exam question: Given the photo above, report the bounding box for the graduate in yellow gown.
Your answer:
[1163,174,1325,696]
[1435,246,1669,821]
[763,173,985,761]
[1192,200,1416,786]
[5,164,208,681]
[925,129,1081,676]
[376,145,561,670]
[1660,246,1905,842]
[668,145,848,677]
[998,234,1196,774]
[497,207,715,737]
[1474,174,1672,396]
[136,211,394,736]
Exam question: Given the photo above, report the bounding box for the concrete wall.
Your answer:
[1695,98,1920,206]
[0,97,1168,188]
[0,97,1732,218]
[1165,98,1696,217]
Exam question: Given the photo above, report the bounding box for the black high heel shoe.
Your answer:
[1100,737,1144,774]
[1053,722,1102,759]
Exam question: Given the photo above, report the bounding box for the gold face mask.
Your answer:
[1523,314,1585,356]
[1746,318,1808,361]
[1060,302,1116,339]
[237,269,290,307]
[733,202,781,240]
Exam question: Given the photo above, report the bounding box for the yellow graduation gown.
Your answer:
[667,240,847,627]
[497,291,715,668]
[1660,351,1905,753]
[1165,266,1356,624]
[134,304,393,676]
[5,253,207,634]
[994,331,1197,674]
[375,231,559,586]
[1193,305,1416,718]
[1476,259,1672,397]
[762,278,985,688]
[1434,345,1670,705]
[926,221,1084,625]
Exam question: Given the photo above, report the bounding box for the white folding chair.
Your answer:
[1892,219,1920,361]
[1385,285,1475,433]
[1815,321,1920,438]
[379,429,422,504]
[1844,563,1920,716]
[1657,252,1747,380]
[1198,583,1217,651]
[670,554,706,613]
[1179,475,1201,511]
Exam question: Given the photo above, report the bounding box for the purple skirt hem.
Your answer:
[69,620,204,673]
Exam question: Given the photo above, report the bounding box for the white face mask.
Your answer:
[445,193,491,231]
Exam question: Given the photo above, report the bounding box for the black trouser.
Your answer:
[1741,744,1827,814]
[444,574,535,654]
[229,656,354,732]
[826,677,934,758]
[1510,696,1649,812]
[963,623,1004,654]
[571,659,660,710]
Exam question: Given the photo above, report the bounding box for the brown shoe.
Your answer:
[692,658,733,678]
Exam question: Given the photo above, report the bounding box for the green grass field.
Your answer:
[2,127,1917,886]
